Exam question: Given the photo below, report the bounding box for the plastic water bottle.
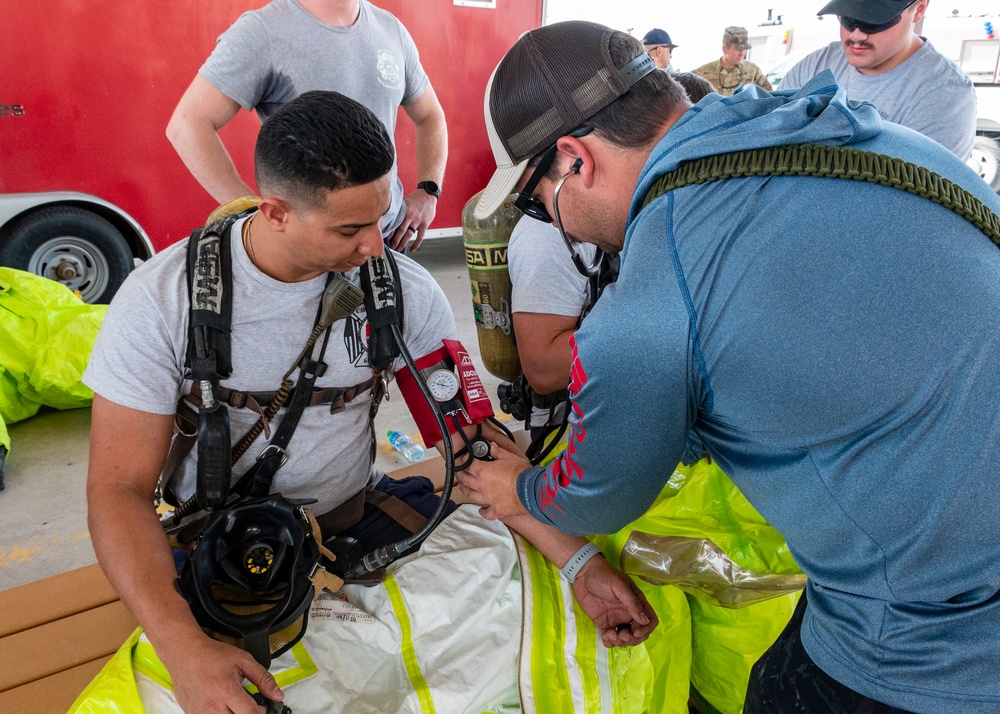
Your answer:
[388,430,425,463]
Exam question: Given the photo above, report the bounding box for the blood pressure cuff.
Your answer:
[395,339,494,446]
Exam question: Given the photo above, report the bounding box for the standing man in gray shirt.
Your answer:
[167,0,447,252]
[781,0,976,159]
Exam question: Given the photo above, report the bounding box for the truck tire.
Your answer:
[967,136,1000,193]
[0,206,134,304]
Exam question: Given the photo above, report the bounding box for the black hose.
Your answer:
[341,323,456,579]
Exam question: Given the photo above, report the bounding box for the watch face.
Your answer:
[419,181,440,197]
[427,368,460,401]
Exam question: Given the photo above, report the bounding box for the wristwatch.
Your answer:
[417,180,441,198]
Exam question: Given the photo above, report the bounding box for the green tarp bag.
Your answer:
[0,267,107,452]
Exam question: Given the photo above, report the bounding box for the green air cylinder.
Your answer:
[462,191,521,381]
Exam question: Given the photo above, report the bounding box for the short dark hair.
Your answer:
[255,91,395,209]
[672,72,714,103]
[532,31,688,179]
[588,32,688,147]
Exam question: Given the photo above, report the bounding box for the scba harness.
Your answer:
[161,207,490,690]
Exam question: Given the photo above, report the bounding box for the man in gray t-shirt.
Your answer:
[167,0,447,251]
[508,216,596,434]
[781,0,976,159]
[93,92,656,713]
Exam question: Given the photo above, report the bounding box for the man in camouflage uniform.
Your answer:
[692,26,772,97]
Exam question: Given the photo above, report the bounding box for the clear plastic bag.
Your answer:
[622,533,806,608]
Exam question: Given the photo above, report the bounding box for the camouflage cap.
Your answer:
[723,26,751,49]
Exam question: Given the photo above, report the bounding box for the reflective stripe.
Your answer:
[516,534,652,713]
[384,572,436,714]
[523,540,572,712]
[132,639,317,693]
[134,640,172,690]
[571,592,606,714]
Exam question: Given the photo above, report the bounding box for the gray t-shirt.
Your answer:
[508,216,595,428]
[509,216,594,317]
[199,0,430,234]
[83,216,454,514]
[781,39,976,159]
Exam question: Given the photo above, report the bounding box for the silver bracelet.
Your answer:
[559,542,602,583]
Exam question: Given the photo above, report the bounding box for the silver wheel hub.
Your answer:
[28,236,110,302]
[967,142,1000,186]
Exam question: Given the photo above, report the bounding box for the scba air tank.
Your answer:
[462,191,521,381]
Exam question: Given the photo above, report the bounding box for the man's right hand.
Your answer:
[161,633,283,714]
[88,398,282,712]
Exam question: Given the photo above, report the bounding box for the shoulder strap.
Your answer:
[179,211,252,511]
[184,211,248,381]
[360,251,405,372]
[641,144,1000,248]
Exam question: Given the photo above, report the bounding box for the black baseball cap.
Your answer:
[642,28,677,48]
[817,0,917,23]
[475,21,656,219]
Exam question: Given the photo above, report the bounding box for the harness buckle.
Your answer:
[255,444,290,468]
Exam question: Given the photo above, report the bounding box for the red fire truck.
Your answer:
[0,0,542,302]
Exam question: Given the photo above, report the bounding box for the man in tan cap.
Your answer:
[692,26,772,96]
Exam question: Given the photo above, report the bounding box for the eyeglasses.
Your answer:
[837,1,916,35]
[514,126,594,223]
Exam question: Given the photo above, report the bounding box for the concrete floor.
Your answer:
[0,236,512,591]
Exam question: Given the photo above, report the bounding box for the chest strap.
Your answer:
[160,377,378,503]
[210,380,378,414]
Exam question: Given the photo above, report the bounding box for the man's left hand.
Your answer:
[572,556,658,648]
[390,189,438,252]
[457,442,531,521]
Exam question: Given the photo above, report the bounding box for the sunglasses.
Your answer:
[837,1,916,35]
[514,126,594,223]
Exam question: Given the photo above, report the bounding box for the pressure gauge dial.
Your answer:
[427,368,460,402]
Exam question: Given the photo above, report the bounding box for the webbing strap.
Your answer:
[383,573,436,713]
[641,144,1000,248]
[366,490,430,535]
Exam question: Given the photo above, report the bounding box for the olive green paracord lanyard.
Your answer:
[641,143,1000,248]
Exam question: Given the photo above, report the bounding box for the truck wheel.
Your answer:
[0,206,134,304]
[967,136,1000,193]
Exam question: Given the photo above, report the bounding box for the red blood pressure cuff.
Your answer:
[394,339,494,447]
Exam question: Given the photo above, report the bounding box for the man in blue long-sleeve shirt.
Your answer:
[461,19,1000,714]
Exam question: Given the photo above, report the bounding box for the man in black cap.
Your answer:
[462,18,1000,714]
[642,28,677,71]
[780,0,976,159]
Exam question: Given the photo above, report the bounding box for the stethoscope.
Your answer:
[551,158,604,278]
